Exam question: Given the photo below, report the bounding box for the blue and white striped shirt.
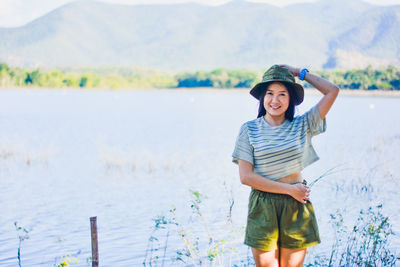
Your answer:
[232,105,326,181]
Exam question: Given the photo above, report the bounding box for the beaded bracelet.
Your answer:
[299,68,309,81]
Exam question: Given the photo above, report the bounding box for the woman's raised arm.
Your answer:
[279,64,340,120]
[303,72,339,120]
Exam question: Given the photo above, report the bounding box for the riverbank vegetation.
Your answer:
[144,189,400,266]
[0,63,399,90]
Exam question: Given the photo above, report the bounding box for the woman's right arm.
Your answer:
[238,159,310,204]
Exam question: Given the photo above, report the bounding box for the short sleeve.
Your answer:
[232,123,254,165]
[305,104,327,136]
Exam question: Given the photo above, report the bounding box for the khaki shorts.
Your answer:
[244,187,321,251]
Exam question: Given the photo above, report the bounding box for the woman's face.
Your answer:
[263,82,290,117]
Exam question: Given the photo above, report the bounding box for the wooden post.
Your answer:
[90,216,99,267]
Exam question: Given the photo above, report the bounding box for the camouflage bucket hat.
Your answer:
[250,65,304,105]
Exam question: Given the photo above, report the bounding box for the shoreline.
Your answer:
[163,87,400,97]
[304,88,400,97]
[1,87,400,97]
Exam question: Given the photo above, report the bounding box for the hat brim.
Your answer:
[249,80,304,105]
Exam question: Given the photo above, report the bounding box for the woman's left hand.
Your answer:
[279,64,300,77]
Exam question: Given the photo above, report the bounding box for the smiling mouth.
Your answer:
[270,106,281,110]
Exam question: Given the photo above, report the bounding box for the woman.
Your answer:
[232,64,339,267]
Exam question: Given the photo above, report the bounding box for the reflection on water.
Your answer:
[0,89,399,266]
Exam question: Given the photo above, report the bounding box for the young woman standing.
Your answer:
[232,64,339,267]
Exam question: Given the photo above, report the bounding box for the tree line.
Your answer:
[0,62,399,90]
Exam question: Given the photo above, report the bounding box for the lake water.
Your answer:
[0,89,399,266]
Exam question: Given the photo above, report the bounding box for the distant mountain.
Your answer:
[0,0,399,71]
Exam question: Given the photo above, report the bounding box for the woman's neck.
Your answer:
[263,113,286,126]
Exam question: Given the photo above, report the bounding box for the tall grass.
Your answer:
[13,222,87,267]
[306,205,399,267]
[144,184,400,266]
[14,222,30,267]
[143,185,250,266]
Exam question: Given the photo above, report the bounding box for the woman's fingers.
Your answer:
[279,64,300,77]
[300,184,310,193]
[301,186,310,203]
[298,198,308,204]
[291,183,311,204]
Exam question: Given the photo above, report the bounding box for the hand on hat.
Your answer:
[279,64,300,77]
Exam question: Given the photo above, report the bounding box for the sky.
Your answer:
[0,0,399,27]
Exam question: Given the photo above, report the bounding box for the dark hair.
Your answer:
[257,82,296,121]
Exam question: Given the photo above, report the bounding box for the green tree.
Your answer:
[0,62,10,72]
[79,76,88,87]
[25,69,43,85]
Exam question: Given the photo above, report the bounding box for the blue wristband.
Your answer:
[299,68,309,81]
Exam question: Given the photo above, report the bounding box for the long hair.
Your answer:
[257,82,296,121]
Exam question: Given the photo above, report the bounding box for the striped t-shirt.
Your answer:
[232,104,326,181]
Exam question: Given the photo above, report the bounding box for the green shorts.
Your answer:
[244,188,321,251]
